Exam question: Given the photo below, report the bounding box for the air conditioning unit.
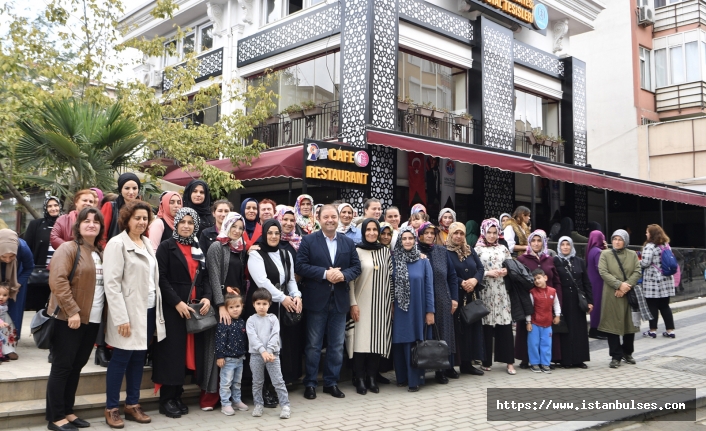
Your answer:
[149,70,163,88]
[638,0,655,26]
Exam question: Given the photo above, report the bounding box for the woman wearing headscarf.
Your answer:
[436,208,456,246]
[198,199,233,254]
[498,213,512,227]
[24,196,63,311]
[399,203,427,230]
[148,191,182,251]
[554,236,593,368]
[586,230,607,339]
[90,188,104,205]
[392,226,434,392]
[516,230,562,368]
[348,219,393,395]
[337,203,361,244]
[275,206,302,257]
[416,221,458,383]
[294,194,319,235]
[240,198,262,250]
[378,223,394,248]
[102,172,142,241]
[474,219,514,374]
[641,224,676,339]
[51,190,97,249]
[551,217,588,243]
[446,222,485,376]
[598,230,641,368]
[464,220,480,251]
[503,206,531,255]
[0,229,34,353]
[154,208,212,418]
[182,180,214,238]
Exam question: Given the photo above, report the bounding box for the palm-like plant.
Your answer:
[15,99,145,200]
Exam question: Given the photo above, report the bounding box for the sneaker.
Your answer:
[540,365,552,374]
[610,359,621,368]
[643,331,657,338]
[201,407,213,411]
[529,365,542,373]
[663,331,676,338]
[622,354,636,365]
[221,405,235,416]
[252,405,264,417]
[279,405,291,419]
[233,401,248,411]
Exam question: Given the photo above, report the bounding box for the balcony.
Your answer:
[655,81,706,112]
[162,47,224,92]
[654,0,706,33]
[514,132,565,163]
[396,105,480,146]
[251,101,339,149]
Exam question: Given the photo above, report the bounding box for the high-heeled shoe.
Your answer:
[365,376,379,393]
[94,347,110,367]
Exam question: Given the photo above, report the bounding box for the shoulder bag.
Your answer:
[459,291,490,325]
[31,242,80,349]
[612,249,638,309]
[411,324,451,370]
[28,266,50,286]
[551,315,569,334]
[276,249,302,327]
[559,258,589,313]
[186,269,218,334]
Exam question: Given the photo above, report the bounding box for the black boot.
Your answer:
[263,387,279,408]
[94,346,110,367]
[353,377,367,395]
[159,400,181,418]
[365,376,379,393]
[174,398,188,414]
[434,371,449,384]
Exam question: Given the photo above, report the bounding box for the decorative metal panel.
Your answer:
[370,0,398,131]
[340,189,367,214]
[574,185,588,235]
[163,47,223,92]
[339,0,370,148]
[572,62,588,167]
[398,0,473,44]
[369,144,397,208]
[236,4,341,67]
[481,19,514,151]
[483,167,514,219]
[513,41,564,78]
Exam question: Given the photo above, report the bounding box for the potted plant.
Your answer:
[282,104,304,120]
[542,134,556,146]
[455,112,473,126]
[554,136,566,147]
[265,111,280,125]
[417,102,434,117]
[528,130,545,146]
[432,107,447,120]
[301,100,322,116]
[398,96,413,112]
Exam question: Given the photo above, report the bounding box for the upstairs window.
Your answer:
[653,30,706,88]
[640,47,652,91]
[162,22,215,68]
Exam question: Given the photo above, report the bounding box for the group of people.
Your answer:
[0,174,678,431]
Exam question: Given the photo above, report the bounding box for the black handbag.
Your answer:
[28,266,49,286]
[459,292,490,325]
[185,270,218,334]
[612,249,638,309]
[275,249,302,327]
[551,315,569,334]
[411,324,451,370]
[30,242,80,349]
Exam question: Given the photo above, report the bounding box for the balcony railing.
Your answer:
[514,132,565,163]
[655,81,706,112]
[396,105,480,146]
[162,47,224,92]
[251,101,339,149]
[654,0,706,32]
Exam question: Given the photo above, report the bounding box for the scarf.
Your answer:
[379,222,393,249]
[183,180,212,220]
[274,206,301,251]
[586,230,606,254]
[392,226,420,311]
[260,219,282,253]
[156,191,181,230]
[173,208,205,262]
[217,212,244,253]
[115,173,141,211]
[90,188,104,204]
[0,230,21,300]
[525,229,549,258]
[437,208,456,233]
[43,196,63,225]
[240,197,260,237]
[410,203,426,215]
[556,235,576,262]
[465,220,479,248]
[611,229,630,247]
[476,218,500,247]
[295,194,319,234]
[357,219,384,251]
[446,222,471,261]
[336,203,355,234]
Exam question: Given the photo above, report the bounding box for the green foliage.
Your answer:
[282,104,303,115]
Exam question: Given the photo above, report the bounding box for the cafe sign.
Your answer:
[303,140,371,187]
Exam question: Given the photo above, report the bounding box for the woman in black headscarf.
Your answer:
[23,196,63,310]
[552,217,588,244]
[240,198,261,250]
[102,173,142,242]
[183,180,214,238]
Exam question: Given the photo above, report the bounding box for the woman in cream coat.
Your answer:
[103,202,166,427]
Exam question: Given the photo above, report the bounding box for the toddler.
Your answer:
[526,269,561,374]
[246,288,291,419]
[216,292,249,416]
[0,284,18,362]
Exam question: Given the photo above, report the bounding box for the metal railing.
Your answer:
[654,0,706,33]
[655,81,706,112]
[162,47,224,92]
[396,106,480,145]
[251,100,339,149]
[514,132,565,162]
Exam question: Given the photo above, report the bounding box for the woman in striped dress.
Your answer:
[348,219,393,395]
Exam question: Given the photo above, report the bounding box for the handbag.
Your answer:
[185,270,218,334]
[559,259,589,313]
[30,242,80,349]
[28,266,49,286]
[411,324,451,370]
[459,292,490,325]
[551,315,569,334]
[275,249,302,326]
[612,249,638,309]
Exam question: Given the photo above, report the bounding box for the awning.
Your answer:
[162,145,303,186]
[366,129,706,207]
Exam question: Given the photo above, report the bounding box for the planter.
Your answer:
[455,116,471,126]
[304,107,323,116]
[552,141,564,148]
[287,111,305,120]
[432,110,446,120]
[417,107,433,117]
[398,102,410,111]
[525,131,537,145]
[265,116,280,125]
[541,139,555,146]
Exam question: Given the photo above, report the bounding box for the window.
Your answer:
[514,88,560,137]
[655,48,667,87]
[397,52,467,113]
[653,30,706,87]
[262,0,323,25]
[183,33,195,57]
[686,41,699,81]
[639,47,652,91]
[163,22,215,67]
[200,25,213,52]
[163,40,178,67]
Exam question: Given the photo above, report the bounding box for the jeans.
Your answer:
[527,324,552,366]
[219,357,244,406]
[303,295,346,388]
[105,308,156,409]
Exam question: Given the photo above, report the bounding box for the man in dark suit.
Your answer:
[296,204,361,399]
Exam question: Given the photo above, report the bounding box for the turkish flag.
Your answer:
[408,152,427,206]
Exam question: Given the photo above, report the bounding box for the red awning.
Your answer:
[162,145,303,186]
[366,129,706,207]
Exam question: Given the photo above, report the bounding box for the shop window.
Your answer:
[514,88,559,138]
[397,52,467,113]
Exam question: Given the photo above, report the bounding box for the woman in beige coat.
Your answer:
[598,229,641,369]
[103,202,166,427]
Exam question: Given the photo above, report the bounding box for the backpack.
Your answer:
[657,244,678,276]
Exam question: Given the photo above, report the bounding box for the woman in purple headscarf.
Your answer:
[586,230,607,339]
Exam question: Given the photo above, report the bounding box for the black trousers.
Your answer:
[353,353,381,378]
[646,297,675,330]
[45,320,100,422]
[159,385,184,403]
[482,324,514,367]
[607,333,635,360]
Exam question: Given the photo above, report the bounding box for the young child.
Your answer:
[526,269,561,374]
[0,284,18,362]
[246,288,291,419]
[216,292,249,416]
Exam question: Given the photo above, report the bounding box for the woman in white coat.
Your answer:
[103,201,166,427]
